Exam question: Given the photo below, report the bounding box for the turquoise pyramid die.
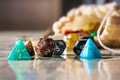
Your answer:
[80,38,102,59]
[8,39,31,60]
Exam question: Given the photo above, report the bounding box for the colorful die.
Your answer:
[91,32,97,37]
[67,33,80,40]
[8,39,31,60]
[26,40,35,56]
[73,37,94,55]
[35,38,56,57]
[54,40,66,55]
[80,38,102,59]
[73,39,87,55]
[66,33,80,51]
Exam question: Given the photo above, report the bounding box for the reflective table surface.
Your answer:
[0,31,120,80]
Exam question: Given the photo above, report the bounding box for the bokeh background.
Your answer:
[0,0,119,30]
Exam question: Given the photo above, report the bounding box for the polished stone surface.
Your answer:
[0,31,120,80]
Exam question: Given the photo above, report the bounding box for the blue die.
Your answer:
[54,40,66,55]
[73,37,94,56]
[73,39,87,55]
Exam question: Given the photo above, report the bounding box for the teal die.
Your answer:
[8,39,31,60]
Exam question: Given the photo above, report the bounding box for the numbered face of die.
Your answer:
[35,38,56,57]
[54,40,66,55]
[73,40,87,55]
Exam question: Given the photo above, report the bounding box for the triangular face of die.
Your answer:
[80,38,102,59]
[8,39,31,60]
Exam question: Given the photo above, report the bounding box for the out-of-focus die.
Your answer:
[66,33,80,51]
[73,37,94,55]
[91,32,97,37]
[35,38,56,57]
[64,30,75,35]
[66,39,76,49]
[54,40,66,55]
[67,33,80,40]
[78,30,89,37]
[8,39,31,60]
[26,40,35,56]
[73,39,87,55]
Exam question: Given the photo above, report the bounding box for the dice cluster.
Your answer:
[35,38,66,57]
[27,30,95,57]
[25,37,91,57]
[8,30,100,60]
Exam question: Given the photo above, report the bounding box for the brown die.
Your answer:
[35,38,56,57]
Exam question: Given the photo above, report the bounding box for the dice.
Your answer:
[73,39,87,55]
[66,33,80,51]
[91,32,97,37]
[26,40,35,56]
[73,37,94,55]
[54,40,66,55]
[35,38,56,57]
